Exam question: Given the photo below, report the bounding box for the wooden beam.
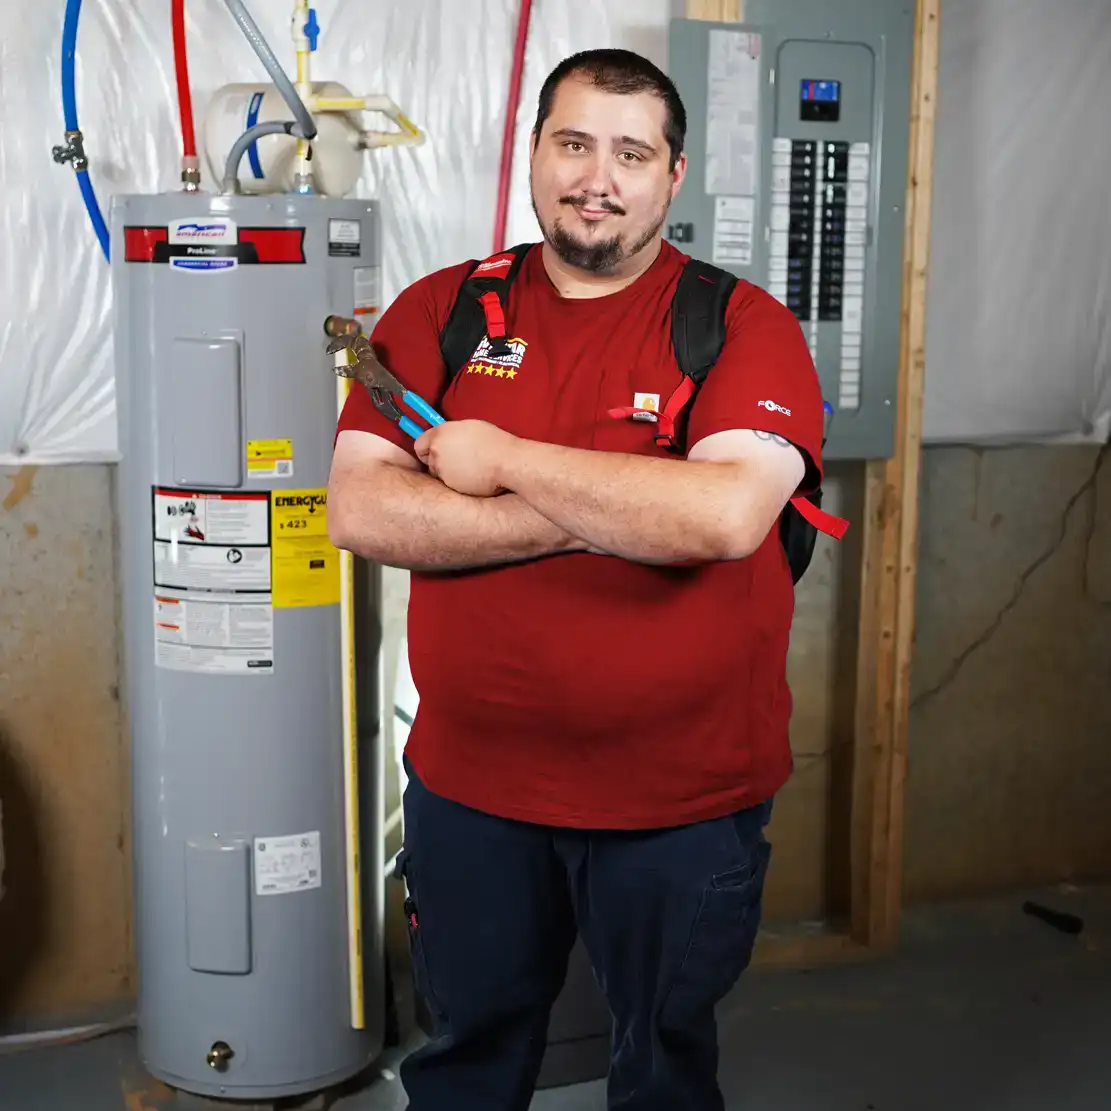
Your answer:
[851,0,942,950]
[686,0,742,22]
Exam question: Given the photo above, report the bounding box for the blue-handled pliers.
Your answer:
[327,333,445,438]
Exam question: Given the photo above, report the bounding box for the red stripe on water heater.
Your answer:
[124,226,168,261]
[239,227,306,263]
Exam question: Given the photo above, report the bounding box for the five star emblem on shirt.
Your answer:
[465,363,518,378]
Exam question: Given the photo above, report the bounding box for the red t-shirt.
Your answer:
[336,240,824,829]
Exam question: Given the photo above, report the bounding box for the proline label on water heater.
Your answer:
[151,487,275,675]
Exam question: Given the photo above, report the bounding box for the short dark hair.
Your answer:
[532,49,687,171]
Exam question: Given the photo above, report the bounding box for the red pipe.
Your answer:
[492,0,533,253]
[171,0,198,170]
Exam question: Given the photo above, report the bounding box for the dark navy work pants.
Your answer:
[394,760,773,1111]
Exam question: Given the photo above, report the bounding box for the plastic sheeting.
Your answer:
[923,0,1111,445]
[0,0,669,464]
[2,0,1108,464]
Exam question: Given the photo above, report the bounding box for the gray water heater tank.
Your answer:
[110,192,385,1100]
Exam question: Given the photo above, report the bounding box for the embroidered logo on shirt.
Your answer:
[758,399,792,416]
[464,336,528,379]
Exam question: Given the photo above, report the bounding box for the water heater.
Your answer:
[111,191,384,1100]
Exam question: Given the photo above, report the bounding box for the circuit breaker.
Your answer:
[667,2,915,460]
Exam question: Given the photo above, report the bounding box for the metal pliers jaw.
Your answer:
[326,333,445,437]
[328,332,385,388]
[328,333,397,418]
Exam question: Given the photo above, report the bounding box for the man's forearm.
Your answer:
[329,460,581,571]
[496,440,755,564]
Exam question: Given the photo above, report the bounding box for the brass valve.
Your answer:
[206,1040,234,1071]
[324,314,361,338]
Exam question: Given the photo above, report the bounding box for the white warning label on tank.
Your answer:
[353,265,380,319]
[254,831,322,895]
[153,595,274,675]
[152,488,274,674]
[154,489,269,546]
[154,543,271,593]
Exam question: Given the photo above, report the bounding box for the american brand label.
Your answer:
[124,222,306,269]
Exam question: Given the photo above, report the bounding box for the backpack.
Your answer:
[437,243,848,583]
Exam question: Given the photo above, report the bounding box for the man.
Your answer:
[329,48,825,1111]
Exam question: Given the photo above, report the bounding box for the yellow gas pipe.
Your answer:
[292,0,314,187]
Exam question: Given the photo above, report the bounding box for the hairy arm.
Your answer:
[495,428,806,564]
[327,430,583,571]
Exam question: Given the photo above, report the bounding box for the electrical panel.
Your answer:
[667,1,915,460]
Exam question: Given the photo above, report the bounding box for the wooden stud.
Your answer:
[686,0,742,22]
[851,0,942,951]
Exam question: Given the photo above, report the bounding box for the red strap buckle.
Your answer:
[655,377,698,451]
[479,291,506,336]
[478,291,511,357]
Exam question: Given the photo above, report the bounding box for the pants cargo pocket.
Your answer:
[659,838,772,1032]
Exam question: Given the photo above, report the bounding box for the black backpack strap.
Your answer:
[439,243,534,381]
[671,259,739,389]
[665,258,844,584]
[655,259,738,452]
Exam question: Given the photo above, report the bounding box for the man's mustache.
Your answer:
[559,195,626,216]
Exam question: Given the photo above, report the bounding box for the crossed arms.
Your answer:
[327,419,806,571]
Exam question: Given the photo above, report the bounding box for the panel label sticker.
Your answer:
[712,195,755,268]
[329,218,362,257]
[254,831,322,895]
[247,438,294,479]
[151,487,274,674]
[271,489,340,608]
[705,30,761,197]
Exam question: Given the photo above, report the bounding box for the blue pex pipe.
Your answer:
[78,169,110,260]
[62,0,110,261]
[61,0,80,129]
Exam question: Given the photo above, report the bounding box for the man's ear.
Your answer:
[671,151,688,197]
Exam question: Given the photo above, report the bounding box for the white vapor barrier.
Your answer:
[922,0,1111,445]
[0,0,670,464]
[2,0,1109,463]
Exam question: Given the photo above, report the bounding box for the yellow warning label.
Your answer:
[271,488,339,608]
[247,438,294,479]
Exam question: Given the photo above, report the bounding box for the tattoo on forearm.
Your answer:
[753,429,792,448]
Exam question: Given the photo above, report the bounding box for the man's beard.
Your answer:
[531,185,671,275]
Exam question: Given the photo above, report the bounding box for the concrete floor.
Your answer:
[3,883,1109,1110]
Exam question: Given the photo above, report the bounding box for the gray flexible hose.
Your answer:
[222,120,304,192]
[222,0,317,140]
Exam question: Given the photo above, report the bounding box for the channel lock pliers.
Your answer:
[327,332,445,439]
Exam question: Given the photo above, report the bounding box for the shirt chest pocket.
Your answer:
[592,348,686,458]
